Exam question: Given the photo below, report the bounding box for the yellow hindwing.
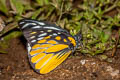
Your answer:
[34,51,72,74]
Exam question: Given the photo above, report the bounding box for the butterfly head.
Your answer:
[74,32,82,48]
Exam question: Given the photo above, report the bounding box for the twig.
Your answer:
[112,29,120,57]
[103,0,118,14]
[0,22,17,38]
[58,0,64,23]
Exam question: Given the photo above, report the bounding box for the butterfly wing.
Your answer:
[18,19,77,74]
[27,42,72,74]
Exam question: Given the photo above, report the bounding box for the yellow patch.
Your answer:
[32,44,41,49]
[46,44,68,53]
[44,36,51,39]
[30,32,37,34]
[39,54,59,74]
[47,40,57,44]
[31,53,46,63]
[55,36,61,40]
[40,51,72,74]
[35,54,53,69]
[68,37,76,46]
[39,44,52,48]
[63,39,67,42]
[30,49,45,55]
[37,40,46,43]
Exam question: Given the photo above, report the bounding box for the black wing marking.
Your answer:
[18,19,73,46]
[18,19,69,34]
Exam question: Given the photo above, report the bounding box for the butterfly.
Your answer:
[18,19,82,74]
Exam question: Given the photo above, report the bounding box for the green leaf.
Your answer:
[45,6,55,19]
[100,32,109,43]
[0,50,7,53]
[0,31,22,53]
[10,0,24,15]
[31,8,43,19]
[4,31,22,41]
[36,0,50,6]
[0,0,8,15]
[95,50,104,54]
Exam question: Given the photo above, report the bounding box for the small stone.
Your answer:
[80,60,87,65]
[30,78,38,80]
[107,58,113,62]
[99,55,108,60]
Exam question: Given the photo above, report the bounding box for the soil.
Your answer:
[0,38,120,80]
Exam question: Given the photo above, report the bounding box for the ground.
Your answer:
[0,38,120,80]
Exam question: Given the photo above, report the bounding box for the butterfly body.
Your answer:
[18,19,81,74]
